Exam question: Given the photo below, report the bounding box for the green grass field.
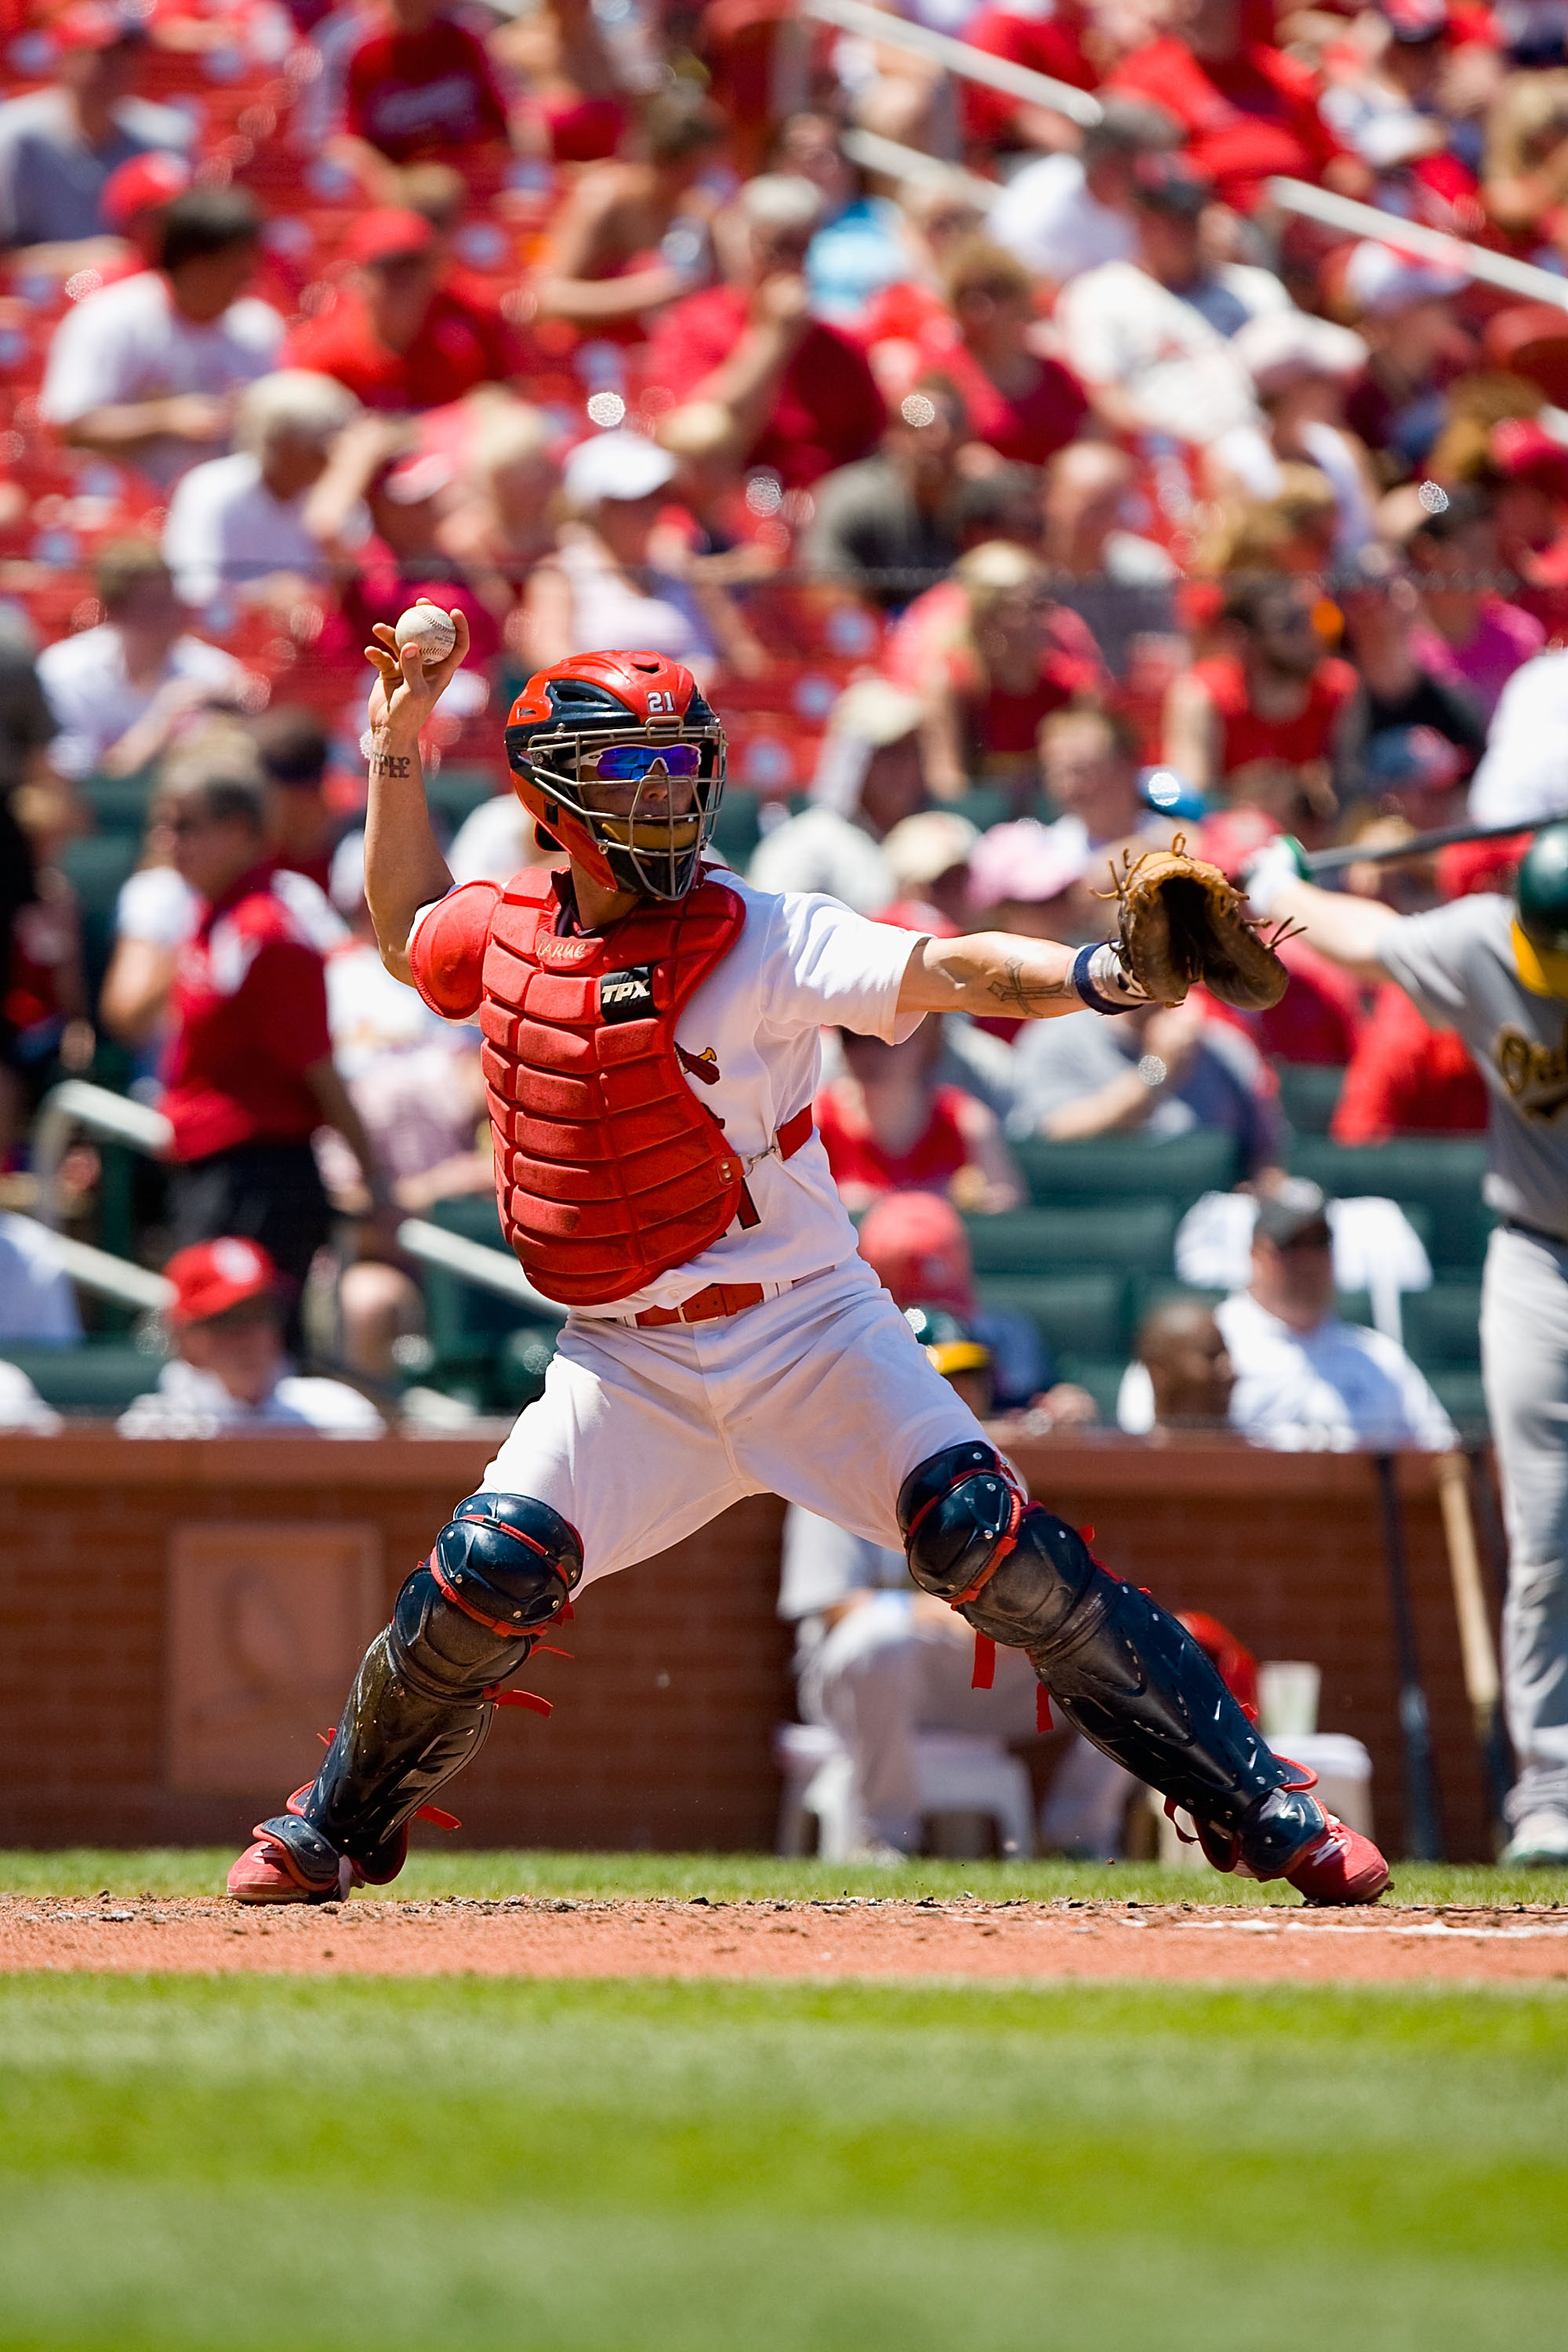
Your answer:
[5,1846,1568,1907]
[3,1853,1567,2350]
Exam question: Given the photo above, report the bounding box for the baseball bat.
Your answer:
[1302,816,1544,877]
[1434,1451,1512,1833]
[1374,1452,1445,1860]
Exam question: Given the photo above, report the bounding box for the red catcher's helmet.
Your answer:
[503,650,726,902]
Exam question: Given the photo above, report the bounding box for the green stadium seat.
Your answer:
[1428,1368,1489,1434]
[424,767,503,839]
[1048,1354,1127,1423]
[418,1197,556,1410]
[2,1342,162,1414]
[709,786,761,873]
[58,834,140,997]
[1287,1139,1493,1271]
[1011,1132,1240,1216]
[1403,1283,1483,1369]
[78,775,154,835]
[974,1270,1131,1358]
[962,1201,1175,1277]
[1276,1062,1345,1136]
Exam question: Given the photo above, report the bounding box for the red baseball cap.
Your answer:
[163,1237,281,1325]
[101,149,192,233]
[53,3,143,50]
[343,208,439,267]
[857,1190,976,1315]
[1489,417,1568,495]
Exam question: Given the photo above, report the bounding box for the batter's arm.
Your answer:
[362,608,467,987]
[1244,842,1400,986]
[898,931,1087,1020]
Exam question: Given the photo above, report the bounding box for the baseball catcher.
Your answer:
[227,607,1388,1905]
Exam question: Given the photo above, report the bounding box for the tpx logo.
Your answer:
[598,964,656,1023]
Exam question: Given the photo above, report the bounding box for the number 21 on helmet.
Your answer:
[503,651,727,902]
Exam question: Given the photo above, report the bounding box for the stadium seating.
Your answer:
[2,1342,161,1416]
[962,1201,1176,1279]
[1276,1062,1345,1137]
[1287,1139,1494,1272]
[1011,1132,1240,1216]
[974,1270,1131,1362]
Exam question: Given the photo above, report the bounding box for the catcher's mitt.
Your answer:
[1105,837,1291,1011]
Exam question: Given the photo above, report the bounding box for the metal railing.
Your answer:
[32,1080,172,1232]
[1269,176,1568,314]
[396,1218,565,1323]
[5,1214,172,1314]
[803,0,1102,126]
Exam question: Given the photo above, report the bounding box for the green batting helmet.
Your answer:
[1516,822,1568,957]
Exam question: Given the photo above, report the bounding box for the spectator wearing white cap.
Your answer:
[880,809,979,934]
[162,370,365,619]
[747,680,929,914]
[517,429,720,682]
[1341,238,1472,473]
[1207,311,1377,559]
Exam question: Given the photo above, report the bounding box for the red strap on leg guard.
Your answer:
[1036,1686,1054,1733]
[971,1634,996,1690]
[486,1687,552,1715]
[416,1805,461,1830]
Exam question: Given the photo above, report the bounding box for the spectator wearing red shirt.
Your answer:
[1109,0,1367,215]
[884,539,1106,802]
[644,173,885,492]
[959,0,1098,154]
[817,1022,1022,1214]
[283,208,530,413]
[913,239,1087,470]
[1332,981,1489,1141]
[159,756,390,1323]
[338,0,510,194]
[1163,575,1359,793]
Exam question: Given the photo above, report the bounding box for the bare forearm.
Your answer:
[1044,1070,1152,1140]
[304,1058,390,1201]
[362,734,452,985]
[1272,879,1397,982]
[898,930,1082,1018]
[62,402,186,455]
[692,326,793,442]
[535,267,682,321]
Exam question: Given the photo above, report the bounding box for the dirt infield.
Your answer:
[5,1893,1568,1984]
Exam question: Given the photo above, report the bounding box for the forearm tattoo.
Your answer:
[987,954,1075,1014]
[368,752,413,779]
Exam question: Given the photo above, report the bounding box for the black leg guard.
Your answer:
[899,1445,1325,1873]
[254,1494,581,1887]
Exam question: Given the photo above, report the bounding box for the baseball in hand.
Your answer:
[394,604,457,668]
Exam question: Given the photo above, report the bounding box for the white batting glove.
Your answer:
[1239,834,1308,920]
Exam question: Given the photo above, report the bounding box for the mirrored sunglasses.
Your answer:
[594,744,702,780]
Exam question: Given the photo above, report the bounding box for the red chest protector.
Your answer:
[477,867,753,1306]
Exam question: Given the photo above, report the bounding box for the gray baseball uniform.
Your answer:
[1378,894,1568,1829]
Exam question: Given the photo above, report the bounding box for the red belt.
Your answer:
[635,1109,815,1331]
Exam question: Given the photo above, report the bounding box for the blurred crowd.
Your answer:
[2,0,1566,1441]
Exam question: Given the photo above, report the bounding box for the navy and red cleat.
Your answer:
[1172,1763,1392,1906]
[1276,1813,1392,1906]
[227,1787,351,1905]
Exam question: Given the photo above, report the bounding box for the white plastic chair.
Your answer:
[772,1721,1036,1860]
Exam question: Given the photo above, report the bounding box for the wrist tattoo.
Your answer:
[988,954,1074,1015]
[368,751,412,779]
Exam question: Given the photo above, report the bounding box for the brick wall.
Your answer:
[0,1433,1504,1859]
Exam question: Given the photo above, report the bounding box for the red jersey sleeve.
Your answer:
[409,881,502,1020]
